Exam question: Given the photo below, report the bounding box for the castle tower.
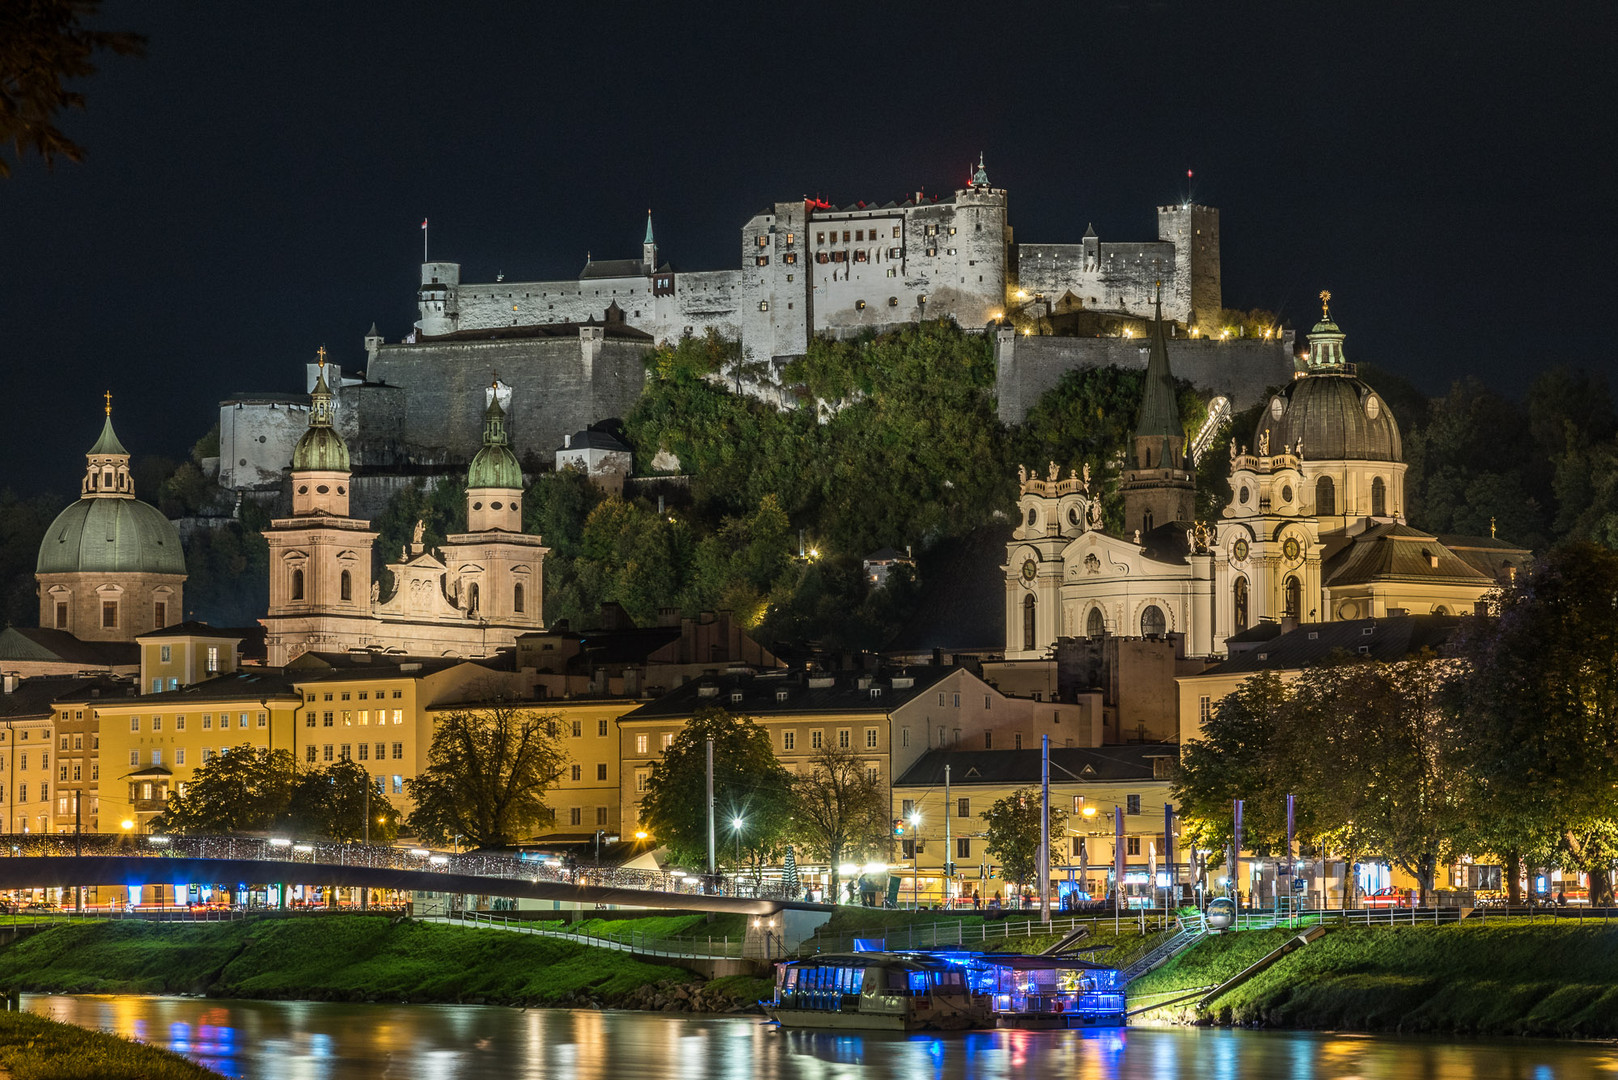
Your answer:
[262,350,378,664]
[1120,290,1195,538]
[642,211,657,275]
[440,385,548,631]
[36,394,186,640]
[1156,203,1221,333]
[416,261,461,337]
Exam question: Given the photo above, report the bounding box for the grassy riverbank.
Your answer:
[0,917,762,1011]
[1130,920,1618,1038]
[0,1010,223,1080]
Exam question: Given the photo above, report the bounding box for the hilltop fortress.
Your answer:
[220,162,1292,497]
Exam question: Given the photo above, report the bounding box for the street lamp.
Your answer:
[908,811,922,908]
[731,816,744,884]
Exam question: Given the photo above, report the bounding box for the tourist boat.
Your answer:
[767,952,993,1031]
[972,954,1126,1028]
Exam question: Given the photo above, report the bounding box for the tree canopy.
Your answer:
[790,745,892,902]
[406,700,568,848]
[980,787,1067,894]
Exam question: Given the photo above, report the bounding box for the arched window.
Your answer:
[1283,576,1301,620]
[468,583,480,616]
[1086,606,1105,638]
[1316,476,1336,517]
[1141,605,1166,637]
[340,569,352,602]
[290,568,304,601]
[1233,576,1249,632]
[1371,476,1386,517]
[1142,510,1154,533]
[1022,594,1036,652]
[514,582,525,613]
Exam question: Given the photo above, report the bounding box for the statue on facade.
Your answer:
[1086,499,1102,529]
[370,581,379,604]
[412,519,426,547]
[1258,431,1270,456]
[1133,529,1141,544]
[1017,463,1028,485]
[1294,438,1304,458]
[1229,437,1237,461]
[1082,462,1092,492]
[1048,461,1060,482]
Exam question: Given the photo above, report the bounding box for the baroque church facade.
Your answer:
[1004,294,1498,660]
[260,354,548,665]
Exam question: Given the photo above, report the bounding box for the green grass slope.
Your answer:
[0,1011,225,1080]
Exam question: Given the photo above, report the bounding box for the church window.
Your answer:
[154,603,166,629]
[101,601,118,629]
[316,485,329,495]
[1022,594,1037,652]
[1283,576,1301,620]
[1233,576,1249,632]
[1087,607,1105,638]
[1143,511,1154,533]
[491,501,502,511]
[1026,508,1036,527]
[1316,476,1336,516]
[1141,605,1166,637]
[1238,486,1249,505]
[1371,476,1387,517]
[340,570,352,602]
[514,583,525,613]
[467,583,480,616]
[291,569,304,601]
[1281,485,1293,504]
[472,502,482,510]
[54,603,66,629]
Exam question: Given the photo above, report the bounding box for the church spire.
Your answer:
[1305,289,1349,369]
[642,210,657,274]
[972,152,990,187]
[82,391,133,497]
[1135,284,1183,443]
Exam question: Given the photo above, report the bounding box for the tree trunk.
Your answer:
[1591,867,1614,907]
[1505,850,1522,905]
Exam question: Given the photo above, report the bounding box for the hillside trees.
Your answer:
[406,701,568,848]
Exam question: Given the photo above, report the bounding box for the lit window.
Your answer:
[635,733,648,755]
[782,731,796,751]
[160,645,172,663]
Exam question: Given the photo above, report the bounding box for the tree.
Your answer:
[151,747,294,834]
[405,701,567,848]
[1450,543,1618,905]
[0,0,144,177]
[289,759,401,844]
[638,708,794,869]
[980,788,1067,896]
[790,746,892,904]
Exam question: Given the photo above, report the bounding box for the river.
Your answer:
[22,995,1613,1079]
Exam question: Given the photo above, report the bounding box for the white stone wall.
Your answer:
[219,398,309,489]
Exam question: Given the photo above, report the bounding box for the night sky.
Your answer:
[3,3,1612,498]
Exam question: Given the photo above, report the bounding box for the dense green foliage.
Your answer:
[0,917,691,1006]
[980,787,1069,893]
[406,702,568,847]
[0,1011,222,1080]
[790,745,894,901]
[152,747,399,842]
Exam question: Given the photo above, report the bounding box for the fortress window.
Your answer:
[855,250,867,262]
[756,256,768,266]
[816,233,824,244]
[842,230,851,242]
[855,230,864,241]
[947,248,957,256]
[948,227,957,235]
[759,301,770,312]
[888,297,898,307]
[755,235,767,247]
[783,253,797,264]
[926,248,937,257]
[855,300,866,310]
[887,268,897,278]
[925,225,938,236]
[892,226,900,238]
[816,253,829,264]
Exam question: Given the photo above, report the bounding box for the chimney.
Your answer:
[1280,616,1299,634]
[564,434,573,449]
[2,673,18,694]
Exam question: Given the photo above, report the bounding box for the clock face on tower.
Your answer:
[1232,538,1250,562]
[1283,537,1302,561]
[1021,558,1037,581]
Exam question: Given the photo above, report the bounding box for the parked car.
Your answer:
[1360,887,1411,909]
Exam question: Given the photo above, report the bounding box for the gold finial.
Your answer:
[103,390,112,416]
[491,371,499,388]
[316,345,327,370]
[1319,290,1332,321]
[1490,516,1497,538]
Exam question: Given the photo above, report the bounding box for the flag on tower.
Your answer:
[421,218,428,229]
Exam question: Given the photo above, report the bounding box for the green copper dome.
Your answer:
[37,497,186,575]
[88,414,128,456]
[468,395,522,489]
[292,364,350,472]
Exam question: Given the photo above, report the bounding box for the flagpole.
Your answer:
[423,218,429,263]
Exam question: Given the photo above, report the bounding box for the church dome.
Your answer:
[37,495,186,575]
[1252,297,1401,462]
[292,423,350,472]
[467,393,521,489]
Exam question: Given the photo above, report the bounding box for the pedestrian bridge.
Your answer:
[0,836,831,919]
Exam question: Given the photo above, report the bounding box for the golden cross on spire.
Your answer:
[103,390,112,416]
[1320,290,1332,321]
[316,345,327,370]
[1490,516,1497,538]
[491,371,500,388]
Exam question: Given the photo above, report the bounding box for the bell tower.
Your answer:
[1120,288,1195,538]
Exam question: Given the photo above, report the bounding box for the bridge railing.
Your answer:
[0,834,799,901]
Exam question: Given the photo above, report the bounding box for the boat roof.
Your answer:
[780,952,962,971]
[974,953,1117,971]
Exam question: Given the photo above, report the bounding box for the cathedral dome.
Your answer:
[292,424,350,472]
[467,394,521,490]
[37,495,186,575]
[1254,371,1402,463]
[1252,298,1401,463]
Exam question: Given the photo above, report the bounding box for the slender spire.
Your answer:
[972,152,990,187]
[88,391,129,457]
[643,210,655,245]
[1134,283,1183,441]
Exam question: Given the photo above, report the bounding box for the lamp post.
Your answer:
[120,819,135,911]
[732,816,744,892]
[908,811,921,909]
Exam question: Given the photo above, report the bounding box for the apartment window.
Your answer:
[953,693,961,708]
[151,750,162,766]
[358,691,368,701]
[811,731,823,749]
[956,838,971,859]
[902,839,916,859]
[323,745,334,762]
[323,693,333,702]
[58,764,67,781]
[902,799,914,816]
[392,775,403,793]
[152,716,162,732]
[957,798,971,818]
[865,728,878,749]
[866,765,879,784]
[1198,696,1211,723]
[73,734,82,749]
[201,749,213,764]
[635,733,649,755]
[782,731,796,751]
[1072,837,1085,857]
[938,692,946,706]
[1127,794,1141,815]
[206,646,219,673]
[323,711,334,727]
[340,745,351,761]
[374,743,384,761]
[594,806,607,826]
[127,716,140,733]
[598,719,609,737]
[160,645,172,663]
[358,711,369,727]
[570,807,582,826]
[570,764,581,782]
[837,729,850,749]
[570,720,582,738]
[305,712,317,728]
[175,749,185,766]
[341,692,351,701]
[72,763,81,780]
[358,744,369,761]
[91,764,98,780]
[101,600,118,628]
[985,695,992,710]
[392,743,403,759]
[635,768,650,793]
[202,715,212,730]
[1127,837,1142,856]
[342,711,352,726]
[661,733,673,749]
[393,691,403,699]
[1014,733,1023,750]
[596,763,608,781]
[391,710,402,724]
[257,712,267,728]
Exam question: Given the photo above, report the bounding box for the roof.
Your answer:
[565,626,682,667]
[80,668,303,706]
[1135,297,1183,440]
[136,621,253,642]
[0,674,133,720]
[37,497,186,576]
[415,318,653,344]
[863,548,911,563]
[580,258,646,280]
[1200,614,1462,677]
[88,414,128,457]
[621,666,957,721]
[1322,524,1492,588]
[1138,521,1193,564]
[287,651,513,680]
[1225,621,1285,645]
[559,429,632,453]
[896,744,1173,788]
[1254,370,1402,463]
[0,627,139,667]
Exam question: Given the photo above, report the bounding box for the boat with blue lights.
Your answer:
[973,954,1127,1028]
[767,952,992,1031]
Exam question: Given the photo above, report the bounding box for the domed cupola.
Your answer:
[36,394,186,640]
[467,380,523,531]
[1253,292,1402,463]
[290,349,352,516]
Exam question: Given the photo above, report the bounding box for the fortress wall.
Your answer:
[995,330,1295,424]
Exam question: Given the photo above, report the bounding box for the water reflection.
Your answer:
[22,995,1615,1080]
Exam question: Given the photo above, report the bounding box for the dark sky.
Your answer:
[3,2,1613,498]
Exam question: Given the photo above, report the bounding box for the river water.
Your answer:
[23,995,1613,1079]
